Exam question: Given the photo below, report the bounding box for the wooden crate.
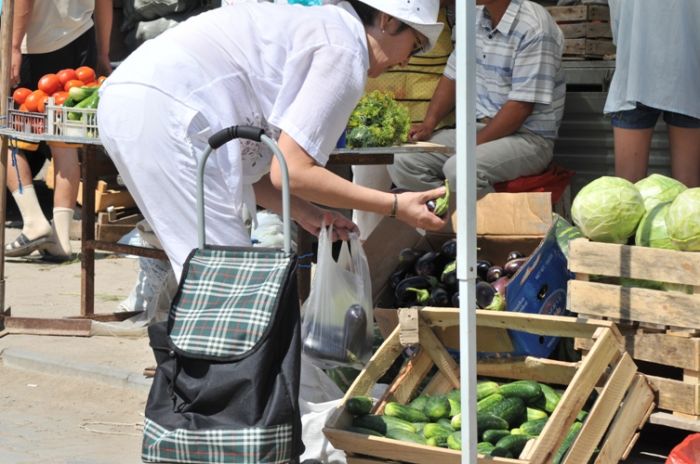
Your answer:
[563,38,615,59]
[324,309,654,464]
[568,239,700,429]
[547,5,610,22]
[546,4,615,60]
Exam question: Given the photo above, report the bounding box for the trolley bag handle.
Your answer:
[197,125,293,255]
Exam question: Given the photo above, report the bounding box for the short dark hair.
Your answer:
[348,0,380,26]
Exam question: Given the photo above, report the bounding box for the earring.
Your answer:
[381,29,385,33]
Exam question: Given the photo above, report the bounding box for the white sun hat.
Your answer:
[357,0,444,54]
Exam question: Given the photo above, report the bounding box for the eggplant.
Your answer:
[506,250,525,262]
[429,287,451,307]
[441,261,457,290]
[504,257,528,277]
[398,248,422,270]
[428,180,450,218]
[414,251,440,277]
[406,287,430,305]
[476,259,492,281]
[394,275,433,307]
[451,292,459,308]
[440,239,457,260]
[485,292,506,311]
[343,304,369,361]
[491,275,509,296]
[486,265,505,282]
[475,281,497,309]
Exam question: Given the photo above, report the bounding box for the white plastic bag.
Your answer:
[301,223,373,369]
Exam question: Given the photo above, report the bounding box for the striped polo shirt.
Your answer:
[445,0,566,139]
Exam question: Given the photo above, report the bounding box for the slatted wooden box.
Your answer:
[324,309,654,463]
[546,4,615,60]
[568,239,700,431]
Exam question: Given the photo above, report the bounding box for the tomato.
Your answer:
[18,104,28,112]
[36,93,50,113]
[75,66,96,84]
[38,73,62,96]
[12,87,32,106]
[84,81,100,88]
[97,75,107,85]
[56,68,77,86]
[24,89,47,112]
[52,91,69,106]
[64,79,85,92]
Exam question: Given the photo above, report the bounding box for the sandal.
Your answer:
[39,248,74,263]
[5,233,52,257]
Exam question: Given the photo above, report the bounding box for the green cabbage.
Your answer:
[346,90,410,148]
[571,176,645,244]
[665,187,700,251]
[634,173,686,212]
[634,201,677,250]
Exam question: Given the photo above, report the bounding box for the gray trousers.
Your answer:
[388,123,554,197]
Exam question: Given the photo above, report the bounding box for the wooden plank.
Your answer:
[345,328,403,398]
[563,38,586,56]
[4,317,92,336]
[585,39,616,57]
[322,429,461,464]
[477,357,578,386]
[564,353,637,463]
[558,22,586,39]
[419,323,460,389]
[547,4,610,22]
[471,309,609,339]
[391,349,434,404]
[646,375,700,416]
[347,457,401,464]
[595,375,655,463]
[526,328,619,463]
[586,21,612,38]
[575,331,700,371]
[649,411,700,432]
[568,280,700,328]
[569,239,700,286]
[588,5,611,21]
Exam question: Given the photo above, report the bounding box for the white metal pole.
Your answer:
[456,1,478,463]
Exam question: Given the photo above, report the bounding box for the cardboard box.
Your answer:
[366,192,572,358]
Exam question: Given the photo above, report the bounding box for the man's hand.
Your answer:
[409,122,435,142]
[10,49,22,87]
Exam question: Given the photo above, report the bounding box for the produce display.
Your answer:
[572,174,700,253]
[388,238,528,312]
[346,90,410,148]
[343,379,587,461]
[9,66,103,135]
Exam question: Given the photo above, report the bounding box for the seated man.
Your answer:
[389,0,566,198]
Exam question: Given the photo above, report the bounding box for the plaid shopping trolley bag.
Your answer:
[142,127,304,463]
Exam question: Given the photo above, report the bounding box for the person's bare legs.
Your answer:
[42,145,80,257]
[613,127,655,183]
[5,149,53,255]
[668,125,700,188]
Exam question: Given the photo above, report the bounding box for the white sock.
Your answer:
[44,207,74,256]
[11,185,52,240]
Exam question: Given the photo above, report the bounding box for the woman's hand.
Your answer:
[296,207,359,242]
[396,187,448,231]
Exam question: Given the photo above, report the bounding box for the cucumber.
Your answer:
[577,409,589,423]
[486,396,527,428]
[553,421,583,464]
[477,381,500,401]
[447,388,461,402]
[526,407,549,422]
[482,429,511,444]
[412,422,427,434]
[384,402,429,423]
[494,434,531,458]
[446,431,461,450]
[490,447,513,458]
[424,395,451,421]
[426,435,448,447]
[67,91,99,120]
[477,442,495,455]
[346,396,373,416]
[346,426,383,436]
[518,418,548,437]
[499,380,543,402]
[68,86,97,102]
[476,412,508,438]
[423,422,453,439]
[437,417,454,430]
[408,395,430,412]
[477,393,505,413]
[539,383,561,413]
[386,428,426,445]
[353,414,416,435]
